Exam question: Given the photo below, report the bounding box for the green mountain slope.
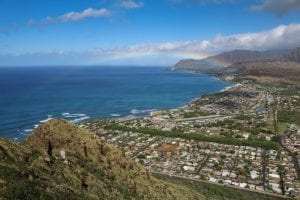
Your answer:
[0,119,205,200]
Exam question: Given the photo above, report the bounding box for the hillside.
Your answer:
[282,48,300,63]
[174,49,286,73]
[0,119,205,200]
[174,48,300,85]
[220,48,300,85]
[224,60,300,85]
[174,58,224,74]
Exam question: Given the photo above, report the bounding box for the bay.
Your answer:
[0,66,231,140]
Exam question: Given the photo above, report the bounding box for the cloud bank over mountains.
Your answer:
[91,23,300,61]
[1,23,300,66]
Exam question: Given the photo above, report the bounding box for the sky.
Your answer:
[0,0,300,66]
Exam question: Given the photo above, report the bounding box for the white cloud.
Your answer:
[94,23,300,57]
[60,8,110,22]
[250,0,300,16]
[2,23,300,66]
[195,23,300,53]
[28,8,110,25]
[119,0,144,9]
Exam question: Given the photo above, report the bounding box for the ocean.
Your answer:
[0,66,231,141]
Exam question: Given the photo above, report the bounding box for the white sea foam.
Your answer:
[62,113,86,118]
[110,113,121,117]
[71,116,90,123]
[130,109,140,114]
[39,117,53,123]
[61,112,90,123]
[129,109,156,115]
[30,113,90,133]
[220,83,241,92]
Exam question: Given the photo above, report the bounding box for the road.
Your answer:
[279,130,300,179]
[151,171,289,199]
[174,115,232,122]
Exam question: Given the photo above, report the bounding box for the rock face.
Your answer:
[174,49,286,73]
[0,119,204,200]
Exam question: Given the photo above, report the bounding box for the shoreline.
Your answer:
[2,69,232,141]
[113,70,235,121]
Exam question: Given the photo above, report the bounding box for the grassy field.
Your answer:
[278,110,300,125]
[182,111,216,118]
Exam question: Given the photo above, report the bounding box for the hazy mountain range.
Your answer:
[174,48,300,84]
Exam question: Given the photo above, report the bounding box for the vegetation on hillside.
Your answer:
[0,119,205,200]
[182,111,216,118]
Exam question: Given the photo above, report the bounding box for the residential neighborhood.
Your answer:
[84,80,300,198]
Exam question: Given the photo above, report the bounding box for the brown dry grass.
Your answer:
[159,144,179,152]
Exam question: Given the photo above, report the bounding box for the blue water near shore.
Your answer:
[0,66,231,141]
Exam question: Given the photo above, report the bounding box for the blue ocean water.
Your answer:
[0,66,231,140]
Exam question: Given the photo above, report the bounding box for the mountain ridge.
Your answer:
[174,49,288,73]
[173,48,300,85]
